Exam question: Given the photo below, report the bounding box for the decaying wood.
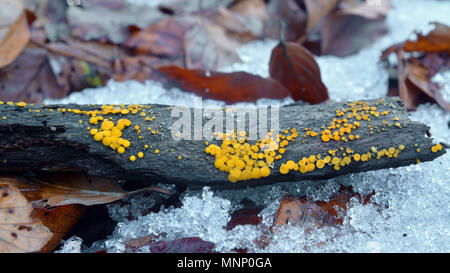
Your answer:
[0,97,446,189]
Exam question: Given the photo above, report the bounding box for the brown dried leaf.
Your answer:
[156,65,292,103]
[272,185,374,230]
[124,18,193,57]
[4,173,126,207]
[0,0,30,68]
[32,205,85,252]
[0,182,53,253]
[404,22,450,53]
[320,0,390,57]
[226,207,263,231]
[269,41,329,104]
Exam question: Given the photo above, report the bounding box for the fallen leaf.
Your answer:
[156,65,293,103]
[0,0,30,68]
[124,18,193,57]
[9,172,127,207]
[319,0,390,57]
[0,182,53,253]
[272,185,374,230]
[403,22,450,53]
[269,40,329,104]
[0,47,64,103]
[32,204,85,252]
[184,17,241,70]
[226,207,263,231]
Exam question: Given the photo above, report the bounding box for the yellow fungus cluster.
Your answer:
[92,119,132,153]
[431,144,443,153]
[319,101,399,143]
[205,129,299,182]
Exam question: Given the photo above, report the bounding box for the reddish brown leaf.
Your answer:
[32,205,86,253]
[124,18,193,57]
[269,41,329,104]
[272,185,375,230]
[226,207,263,231]
[157,65,292,103]
[0,1,30,68]
[403,22,450,53]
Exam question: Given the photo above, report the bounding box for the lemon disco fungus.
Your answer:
[205,130,299,182]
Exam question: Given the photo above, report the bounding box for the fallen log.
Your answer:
[0,97,446,189]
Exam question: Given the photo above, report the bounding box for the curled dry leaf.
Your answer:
[269,40,329,104]
[272,185,374,231]
[0,182,53,253]
[0,0,30,69]
[320,0,390,57]
[156,65,292,103]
